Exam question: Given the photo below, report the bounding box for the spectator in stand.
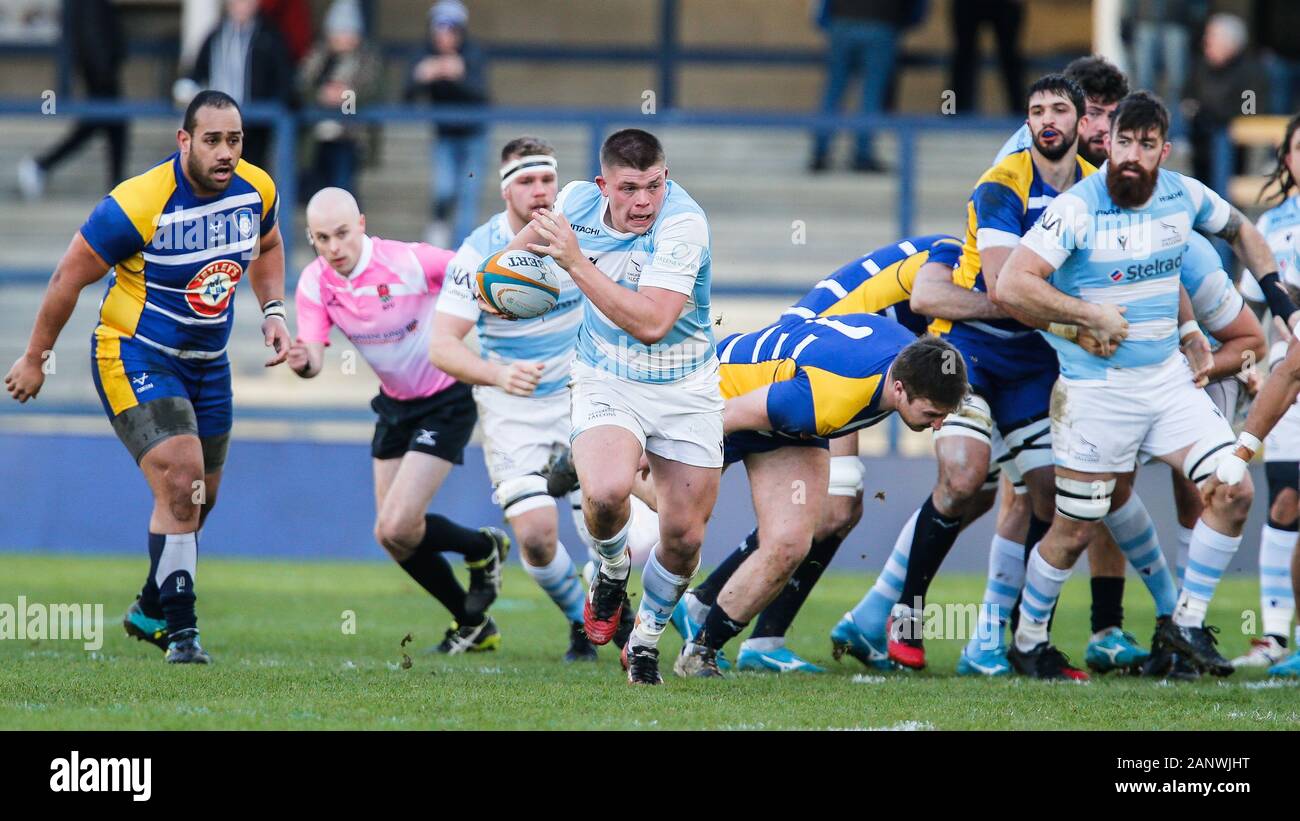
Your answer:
[298,0,382,201]
[175,0,295,171]
[948,0,1025,115]
[1183,13,1269,188]
[809,0,911,174]
[1254,0,1300,114]
[404,0,489,248]
[260,0,313,66]
[17,0,127,199]
[1124,0,1206,132]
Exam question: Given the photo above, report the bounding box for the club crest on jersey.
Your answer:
[186,259,243,317]
[377,282,395,310]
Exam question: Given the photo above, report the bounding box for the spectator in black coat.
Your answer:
[175,0,296,171]
[18,0,128,198]
[1183,13,1269,187]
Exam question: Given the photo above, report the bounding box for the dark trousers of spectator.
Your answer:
[37,71,127,188]
[811,18,900,165]
[950,0,1024,114]
[242,126,273,172]
[305,139,360,202]
[1190,114,1245,191]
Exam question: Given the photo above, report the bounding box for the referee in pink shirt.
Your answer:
[288,187,509,654]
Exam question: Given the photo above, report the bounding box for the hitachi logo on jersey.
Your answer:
[50,751,151,801]
[571,223,601,235]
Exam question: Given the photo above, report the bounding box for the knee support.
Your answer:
[934,393,994,445]
[1182,433,1235,486]
[1055,476,1115,522]
[828,455,866,498]
[494,473,554,518]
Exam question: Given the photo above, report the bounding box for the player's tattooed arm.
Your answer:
[1215,208,1245,244]
[1222,207,1299,327]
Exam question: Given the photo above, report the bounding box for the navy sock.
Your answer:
[751,533,845,638]
[697,603,748,652]
[153,533,198,638]
[398,543,476,625]
[694,529,759,607]
[138,533,165,619]
[896,496,964,608]
[421,513,492,561]
[1090,576,1125,633]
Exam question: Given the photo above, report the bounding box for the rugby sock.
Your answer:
[693,528,759,607]
[896,497,964,608]
[965,534,1024,656]
[697,603,748,652]
[1015,546,1072,652]
[421,513,493,561]
[398,544,472,624]
[1090,577,1124,633]
[1175,525,1194,587]
[1173,520,1240,628]
[1259,522,1297,638]
[138,533,166,619]
[751,533,845,639]
[629,548,692,648]
[1105,494,1177,617]
[1009,513,1051,634]
[848,507,919,639]
[154,532,198,638]
[626,495,660,567]
[522,544,585,623]
[592,518,632,580]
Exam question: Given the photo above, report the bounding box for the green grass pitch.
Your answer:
[1,553,1297,730]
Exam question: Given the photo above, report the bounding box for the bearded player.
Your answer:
[5,91,289,663]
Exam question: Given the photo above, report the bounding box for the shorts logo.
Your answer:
[1072,434,1100,463]
[185,259,243,317]
[131,373,153,393]
[415,429,438,447]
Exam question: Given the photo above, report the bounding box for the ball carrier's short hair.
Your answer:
[891,336,968,410]
[182,90,241,134]
[500,136,555,163]
[600,128,666,171]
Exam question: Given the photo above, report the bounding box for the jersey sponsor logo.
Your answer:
[1158,190,1185,202]
[185,259,243,317]
[571,223,601,236]
[1116,253,1183,282]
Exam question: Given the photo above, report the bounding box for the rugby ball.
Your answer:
[475,250,560,319]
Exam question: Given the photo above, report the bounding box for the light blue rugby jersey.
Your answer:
[994,123,1032,163]
[1181,231,1244,344]
[1020,164,1234,380]
[555,179,715,383]
[435,211,584,396]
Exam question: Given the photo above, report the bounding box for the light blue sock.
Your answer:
[966,534,1023,655]
[849,507,917,639]
[1174,520,1239,627]
[1105,493,1177,617]
[592,518,631,580]
[1260,523,1297,637]
[1015,546,1073,652]
[629,548,692,648]
[522,543,585,623]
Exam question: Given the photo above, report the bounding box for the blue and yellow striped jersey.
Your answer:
[80,152,279,360]
[717,313,915,438]
[783,235,961,336]
[931,148,1094,337]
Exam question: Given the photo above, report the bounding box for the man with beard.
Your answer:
[995,55,1128,168]
[3,90,292,663]
[997,91,1297,678]
[831,74,1098,677]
